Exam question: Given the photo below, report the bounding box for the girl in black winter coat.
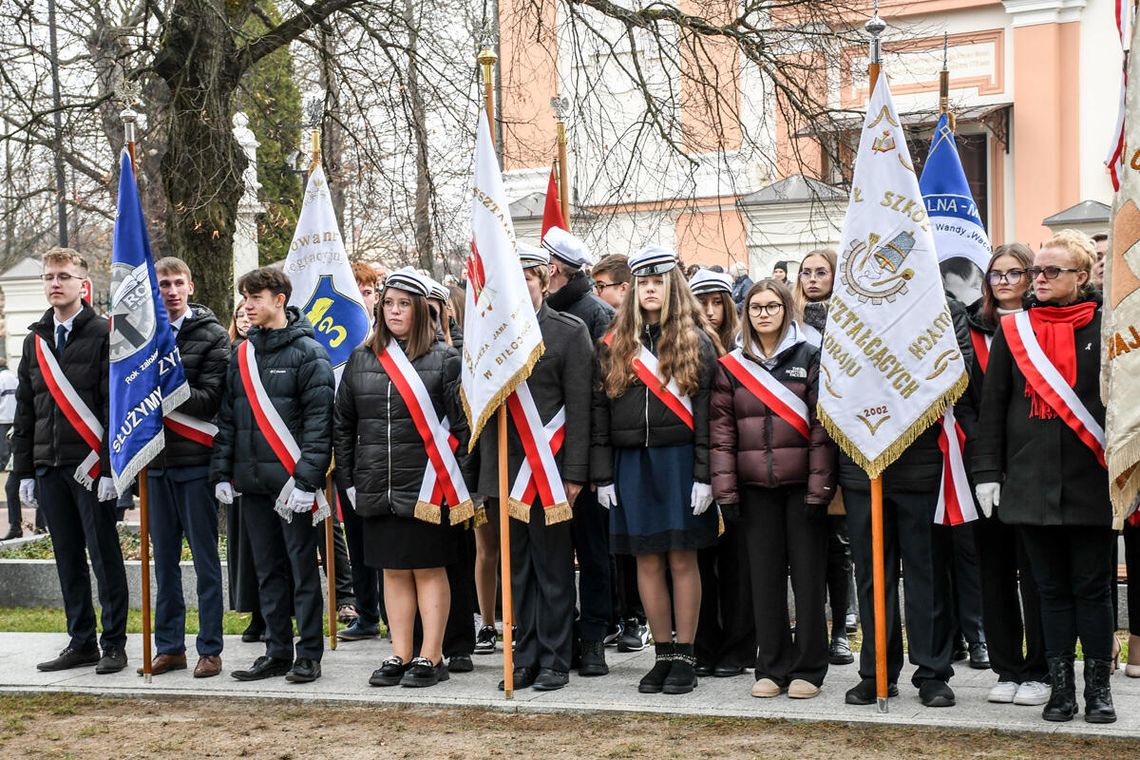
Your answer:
[973,231,1116,724]
[333,268,473,689]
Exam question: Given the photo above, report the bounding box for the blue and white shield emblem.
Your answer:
[302,274,370,370]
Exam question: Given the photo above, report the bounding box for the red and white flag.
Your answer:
[461,111,544,443]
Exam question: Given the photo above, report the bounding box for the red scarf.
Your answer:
[1024,301,1096,419]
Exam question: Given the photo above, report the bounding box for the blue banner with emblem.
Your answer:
[108,151,190,494]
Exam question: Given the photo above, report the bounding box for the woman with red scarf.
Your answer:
[973,230,1114,724]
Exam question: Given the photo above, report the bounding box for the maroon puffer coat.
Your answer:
[710,339,836,505]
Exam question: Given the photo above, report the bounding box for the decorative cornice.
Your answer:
[1002,0,1086,27]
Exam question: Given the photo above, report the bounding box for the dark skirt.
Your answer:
[363,513,460,570]
[611,443,718,555]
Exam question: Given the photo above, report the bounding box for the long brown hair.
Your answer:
[792,248,836,316]
[696,291,738,357]
[372,288,434,361]
[602,267,709,397]
[741,279,797,359]
[980,243,1034,328]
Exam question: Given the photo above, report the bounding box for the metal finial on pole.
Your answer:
[551,96,572,230]
[865,3,887,96]
[939,32,952,121]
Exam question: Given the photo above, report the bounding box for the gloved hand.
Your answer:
[596,483,617,510]
[691,482,713,516]
[974,482,1001,519]
[96,477,117,502]
[346,486,357,508]
[214,482,235,505]
[287,488,316,513]
[18,478,36,507]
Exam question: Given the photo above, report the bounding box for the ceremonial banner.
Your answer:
[542,166,566,237]
[283,164,370,382]
[461,110,544,443]
[818,77,967,477]
[108,152,190,494]
[919,113,991,305]
[1103,11,1140,527]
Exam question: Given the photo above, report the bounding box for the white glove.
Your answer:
[18,478,36,507]
[346,486,357,508]
[287,487,316,514]
[214,482,235,505]
[596,483,616,510]
[974,483,1001,519]
[96,476,117,502]
[691,482,713,516]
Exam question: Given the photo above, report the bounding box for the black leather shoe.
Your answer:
[240,621,266,644]
[36,645,101,672]
[285,657,321,683]
[448,655,474,673]
[338,621,380,641]
[919,679,956,707]
[1043,654,1077,722]
[95,647,127,674]
[400,657,448,687]
[533,668,569,691]
[1083,659,1117,724]
[1,525,22,541]
[829,636,854,665]
[844,678,899,705]
[968,642,991,670]
[578,641,608,677]
[952,638,968,662]
[695,662,714,677]
[232,655,292,681]
[498,666,537,691]
[369,656,408,687]
[713,664,744,678]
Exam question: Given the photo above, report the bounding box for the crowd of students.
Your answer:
[9,226,1134,723]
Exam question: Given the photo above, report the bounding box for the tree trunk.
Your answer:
[405,0,434,274]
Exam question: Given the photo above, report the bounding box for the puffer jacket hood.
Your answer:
[547,269,615,341]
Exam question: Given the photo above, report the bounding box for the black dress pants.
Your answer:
[845,486,955,686]
[825,514,854,637]
[973,513,1047,683]
[339,484,383,627]
[317,502,355,610]
[38,466,128,652]
[1125,520,1140,637]
[740,485,829,687]
[571,488,613,644]
[242,494,324,661]
[443,527,477,657]
[1019,524,1115,661]
[695,520,756,669]
[937,522,986,647]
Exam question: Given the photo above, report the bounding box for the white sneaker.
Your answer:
[987,681,1018,703]
[1013,681,1051,706]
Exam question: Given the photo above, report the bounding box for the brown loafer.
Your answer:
[194,655,222,678]
[138,652,187,676]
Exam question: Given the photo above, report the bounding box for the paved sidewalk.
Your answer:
[1,632,1139,738]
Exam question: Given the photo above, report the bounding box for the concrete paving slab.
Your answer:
[2,632,1140,739]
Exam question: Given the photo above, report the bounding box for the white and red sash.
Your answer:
[604,333,693,430]
[934,408,978,525]
[164,410,217,448]
[1003,311,1107,468]
[237,340,330,524]
[36,335,103,489]
[718,349,811,440]
[505,381,570,525]
[969,327,992,374]
[375,340,473,525]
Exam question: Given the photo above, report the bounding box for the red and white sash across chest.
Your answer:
[718,349,810,439]
[934,408,978,525]
[604,333,693,430]
[969,328,992,374]
[1002,311,1106,468]
[164,411,217,448]
[505,381,570,524]
[375,340,473,525]
[237,340,330,524]
[36,335,103,488]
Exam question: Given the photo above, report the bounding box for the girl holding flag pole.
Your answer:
[333,267,474,689]
[710,279,837,700]
[593,246,719,695]
[974,231,1116,724]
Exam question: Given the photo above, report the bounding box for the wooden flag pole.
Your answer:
[325,479,337,650]
[479,45,516,700]
[555,116,571,230]
[122,105,153,683]
[939,32,955,130]
[865,5,889,714]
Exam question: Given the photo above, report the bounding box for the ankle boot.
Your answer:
[638,642,674,694]
[663,643,698,695]
[1042,654,1077,722]
[1083,658,1117,724]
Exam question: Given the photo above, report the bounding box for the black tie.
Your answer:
[55,324,67,355]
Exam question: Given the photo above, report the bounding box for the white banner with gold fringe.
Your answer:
[818,76,967,477]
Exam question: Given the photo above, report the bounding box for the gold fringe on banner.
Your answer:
[449,498,475,526]
[717,510,725,538]
[414,500,442,525]
[461,340,545,451]
[507,497,532,523]
[473,503,489,528]
[543,501,572,526]
[819,371,968,480]
[1109,436,1140,529]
